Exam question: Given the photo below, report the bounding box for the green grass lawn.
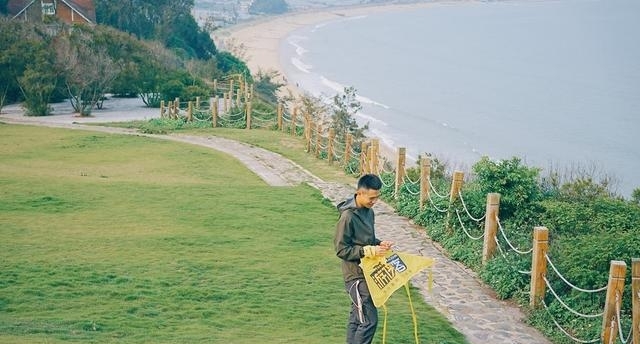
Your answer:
[0,123,467,343]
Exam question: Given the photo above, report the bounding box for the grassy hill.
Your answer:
[0,124,467,343]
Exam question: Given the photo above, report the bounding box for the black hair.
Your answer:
[357,174,382,191]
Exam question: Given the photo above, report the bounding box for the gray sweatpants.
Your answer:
[345,279,378,344]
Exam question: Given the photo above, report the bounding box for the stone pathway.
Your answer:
[0,115,551,344]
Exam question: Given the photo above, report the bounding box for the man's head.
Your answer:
[355,174,382,209]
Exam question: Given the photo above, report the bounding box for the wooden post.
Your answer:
[211,97,218,128]
[236,86,241,106]
[174,97,180,118]
[449,171,465,204]
[187,101,193,122]
[226,92,232,111]
[360,141,369,175]
[160,100,165,118]
[367,144,374,174]
[291,107,298,136]
[250,84,254,100]
[344,133,352,167]
[229,79,234,99]
[529,227,549,308]
[245,101,252,130]
[602,261,627,344]
[328,128,335,164]
[371,138,380,175]
[305,121,313,153]
[195,96,201,109]
[213,79,218,94]
[632,258,639,344]
[277,103,283,131]
[481,193,501,264]
[419,156,431,211]
[223,92,228,113]
[446,171,465,231]
[315,125,322,158]
[166,101,172,118]
[394,147,406,199]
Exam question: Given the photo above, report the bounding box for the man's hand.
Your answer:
[379,241,394,250]
[363,245,390,258]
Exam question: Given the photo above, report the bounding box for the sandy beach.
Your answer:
[213,2,445,99]
[213,2,446,164]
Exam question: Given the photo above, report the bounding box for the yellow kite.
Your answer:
[360,251,435,307]
[360,251,435,344]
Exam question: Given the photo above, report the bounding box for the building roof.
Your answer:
[8,0,96,24]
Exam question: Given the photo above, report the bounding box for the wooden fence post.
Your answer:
[481,193,501,264]
[174,97,180,118]
[394,147,406,199]
[195,96,200,109]
[213,79,218,94]
[419,156,431,211]
[602,260,627,344]
[344,133,352,167]
[212,97,218,128]
[223,92,228,113]
[245,101,252,130]
[371,138,380,175]
[360,141,369,175]
[187,101,193,122]
[315,125,322,158]
[632,258,639,344]
[446,171,465,231]
[160,100,165,118]
[328,128,335,164]
[277,103,283,131]
[291,107,298,136]
[529,226,549,307]
[367,144,374,174]
[449,171,465,204]
[236,86,241,106]
[305,121,313,153]
[229,79,234,99]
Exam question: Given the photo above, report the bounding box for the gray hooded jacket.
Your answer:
[333,195,381,283]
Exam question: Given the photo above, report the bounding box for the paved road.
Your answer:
[0,110,552,344]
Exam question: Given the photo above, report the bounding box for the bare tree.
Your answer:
[54,29,119,116]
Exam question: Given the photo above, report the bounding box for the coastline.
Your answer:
[212,2,449,165]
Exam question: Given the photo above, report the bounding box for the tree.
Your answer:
[18,47,58,116]
[95,0,216,60]
[249,0,289,15]
[331,86,366,143]
[54,26,119,116]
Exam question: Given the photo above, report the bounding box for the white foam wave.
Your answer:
[320,76,347,94]
[287,35,308,56]
[356,111,388,127]
[356,95,390,109]
[291,58,312,74]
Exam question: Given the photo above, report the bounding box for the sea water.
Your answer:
[279,0,640,197]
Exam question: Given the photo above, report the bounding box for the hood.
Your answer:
[337,195,358,214]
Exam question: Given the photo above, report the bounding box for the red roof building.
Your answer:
[8,0,96,25]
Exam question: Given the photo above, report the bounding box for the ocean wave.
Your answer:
[287,35,308,56]
[319,76,390,109]
[291,58,312,74]
[356,111,388,127]
[312,15,368,33]
[356,95,390,109]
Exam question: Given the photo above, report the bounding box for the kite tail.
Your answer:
[404,284,420,344]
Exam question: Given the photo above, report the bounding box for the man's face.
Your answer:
[356,188,380,208]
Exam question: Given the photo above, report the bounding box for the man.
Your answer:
[334,174,393,344]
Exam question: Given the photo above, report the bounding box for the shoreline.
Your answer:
[212,2,454,165]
